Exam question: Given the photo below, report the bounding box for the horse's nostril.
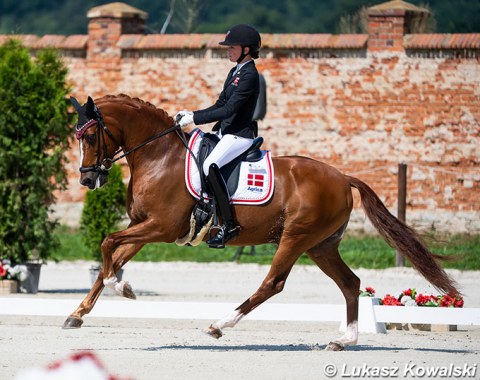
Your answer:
[81,178,92,187]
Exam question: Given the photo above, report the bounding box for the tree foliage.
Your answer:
[0,0,478,35]
[0,39,72,263]
[80,164,127,262]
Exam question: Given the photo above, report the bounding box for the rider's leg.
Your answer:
[202,134,252,248]
[206,163,239,248]
[202,134,253,176]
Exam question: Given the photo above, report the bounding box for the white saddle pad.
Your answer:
[185,129,274,205]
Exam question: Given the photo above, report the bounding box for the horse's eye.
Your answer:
[85,134,96,145]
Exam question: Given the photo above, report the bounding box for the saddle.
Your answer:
[176,130,273,247]
[196,132,264,196]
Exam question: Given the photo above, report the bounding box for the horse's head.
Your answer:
[71,96,119,189]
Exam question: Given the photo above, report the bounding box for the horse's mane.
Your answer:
[98,94,174,126]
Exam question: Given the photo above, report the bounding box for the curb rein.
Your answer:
[79,108,198,175]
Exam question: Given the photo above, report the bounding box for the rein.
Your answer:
[79,108,197,175]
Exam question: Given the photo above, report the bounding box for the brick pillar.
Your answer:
[367,0,428,53]
[87,2,147,63]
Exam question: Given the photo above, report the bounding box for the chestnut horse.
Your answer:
[65,94,458,351]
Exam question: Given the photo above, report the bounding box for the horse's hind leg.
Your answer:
[307,239,360,351]
[63,243,143,329]
[206,237,303,339]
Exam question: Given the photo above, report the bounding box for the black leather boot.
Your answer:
[206,163,239,248]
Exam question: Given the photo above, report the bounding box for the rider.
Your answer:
[176,24,261,248]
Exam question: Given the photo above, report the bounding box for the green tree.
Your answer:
[80,164,127,263]
[0,39,72,264]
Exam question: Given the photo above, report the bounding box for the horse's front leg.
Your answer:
[101,237,138,298]
[63,242,143,329]
[64,219,170,328]
[99,219,162,295]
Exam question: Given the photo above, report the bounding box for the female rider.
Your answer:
[176,24,261,248]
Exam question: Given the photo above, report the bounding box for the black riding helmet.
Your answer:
[219,24,261,61]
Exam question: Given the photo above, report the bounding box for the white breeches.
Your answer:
[202,134,253,175]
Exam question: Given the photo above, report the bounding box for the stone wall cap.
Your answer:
[369,0,429,13]
[87,2,148,20]
[404,33,480,49]
[117,33,368,50]
[3,32,479,51]
[0,34,88,49]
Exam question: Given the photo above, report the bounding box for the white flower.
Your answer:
[9,265,22,279]
[16,265,29,281]
[400,296,413,305]
[404,299,417,307]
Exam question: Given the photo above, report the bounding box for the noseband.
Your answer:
[76,106,185,175]
[76,106,121,175]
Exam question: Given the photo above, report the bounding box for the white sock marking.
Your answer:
[335,321,358,346]
[103,276,117,289]
[212,310,244,330]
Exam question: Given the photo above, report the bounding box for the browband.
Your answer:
[75,119,98,140]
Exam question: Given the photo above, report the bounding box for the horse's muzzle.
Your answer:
[80,172,108,189]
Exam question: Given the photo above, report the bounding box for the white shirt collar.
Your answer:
[233,59,252,75]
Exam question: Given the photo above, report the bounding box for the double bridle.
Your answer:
[77,106,187,175]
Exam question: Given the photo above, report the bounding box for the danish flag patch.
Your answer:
[248,173,264,187]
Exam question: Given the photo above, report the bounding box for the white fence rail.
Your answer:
[1,297,479,334]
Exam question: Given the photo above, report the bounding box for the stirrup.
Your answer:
[207,225,239,249]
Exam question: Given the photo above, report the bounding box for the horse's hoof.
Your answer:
[121,281,136,300]
[62,316,83,329]
[325,341,345,351]
[205,325,223,339]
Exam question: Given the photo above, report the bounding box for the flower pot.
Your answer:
[0,280,18,294]
[89,265,124,296]
[19,263,42,294]
[387,323,457,332]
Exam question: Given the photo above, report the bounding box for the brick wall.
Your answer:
[4,1,478,233]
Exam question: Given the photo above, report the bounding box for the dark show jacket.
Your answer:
[193,60,259,139]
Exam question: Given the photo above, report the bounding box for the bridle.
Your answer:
[76,106,189,175]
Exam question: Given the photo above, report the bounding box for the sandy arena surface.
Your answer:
[1,261,479,379]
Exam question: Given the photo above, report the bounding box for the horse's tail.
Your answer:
[347,175,460,296]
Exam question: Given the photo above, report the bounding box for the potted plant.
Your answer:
[80,163,127,295]
[0,40,72,293]
[363,286,464,331]
[0,260,25,294]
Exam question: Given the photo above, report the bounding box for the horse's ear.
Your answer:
[70,96,82,113]
[85,96,95,115]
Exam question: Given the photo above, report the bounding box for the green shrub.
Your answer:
[80,164,127,262]
[0,39,72,264]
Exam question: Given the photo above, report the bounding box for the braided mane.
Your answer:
[98,94,174,126]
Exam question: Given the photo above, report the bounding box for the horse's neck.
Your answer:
[120,118,189,171]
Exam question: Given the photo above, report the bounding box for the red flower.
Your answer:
[365,286,375,295]
[403,288,413,297]
[453,297,464,308]
[439,294,454,307]
[0,263,6,277]
[415,293,438,306]
[381,294,403,306]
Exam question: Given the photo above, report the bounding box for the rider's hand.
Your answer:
[175,110,194,127]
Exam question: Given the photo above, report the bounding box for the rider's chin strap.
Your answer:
[236,46,248,64]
